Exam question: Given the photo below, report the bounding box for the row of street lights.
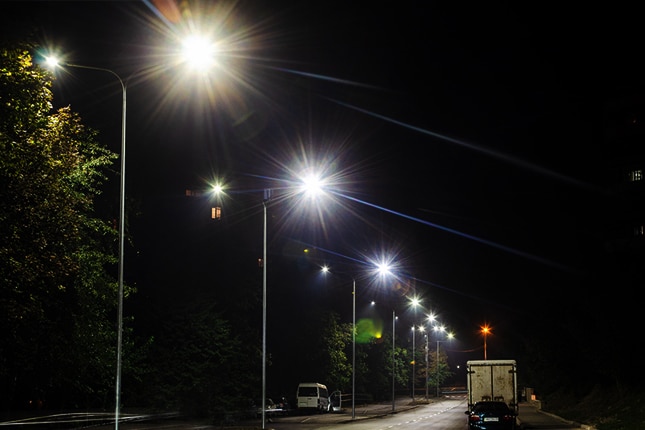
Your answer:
[408,307,455,402]
[42,42,490,430]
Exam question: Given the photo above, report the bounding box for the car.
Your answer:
[254,398,277,418]
[254,397,291,418]
[465,401,517,429]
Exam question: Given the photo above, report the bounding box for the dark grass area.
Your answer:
[543,385,645,430]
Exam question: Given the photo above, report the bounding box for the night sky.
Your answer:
[2,1,643,393]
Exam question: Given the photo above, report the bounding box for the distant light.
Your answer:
[212,184,224,194]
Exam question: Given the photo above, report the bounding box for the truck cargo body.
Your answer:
[466,359,518,413]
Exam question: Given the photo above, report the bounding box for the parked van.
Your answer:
[296,382,330,413]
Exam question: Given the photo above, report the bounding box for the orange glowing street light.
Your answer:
[480,324,492,360]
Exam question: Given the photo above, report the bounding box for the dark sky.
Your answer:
[2,0,642,380]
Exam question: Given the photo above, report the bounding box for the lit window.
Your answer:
[635,225,645,236]
[211,207,221,220]
[629,170,642,181]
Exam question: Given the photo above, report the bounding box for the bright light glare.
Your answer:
[211,184,224,194]
[45,56,60,68]
[433,325,446,333]
[299,174,325,197]
[182,35,218,70]
[375,263,391,276]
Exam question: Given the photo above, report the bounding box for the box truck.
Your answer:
[466,360,518,414]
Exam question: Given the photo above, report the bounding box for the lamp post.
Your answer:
[411,325,416,400]
[46,58,127,430]
[424,332,429,399]
[352,278,356,420]
[320,266,356,420]
[409,297,420,402]
[434,328,454,398]
[392,310,396,412]
[261,189,270,430]
[216,175,323,430]
[436,339,440,397]
[481,325,491,360]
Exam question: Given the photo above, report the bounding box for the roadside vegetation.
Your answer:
[543,385,644,430]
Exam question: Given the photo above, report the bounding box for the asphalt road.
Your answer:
[0,396,593,429]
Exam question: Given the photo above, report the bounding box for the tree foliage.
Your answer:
[141,302,251,421]
[427,345,453,395]
[0,43,119,409]
[314,311,351,393]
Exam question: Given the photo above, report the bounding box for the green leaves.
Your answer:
[0,43,119,409]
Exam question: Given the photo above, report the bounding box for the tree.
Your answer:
[427,344,453,396]
[320,312,352,393]
[0,43,119,409]
[141,301,248,421]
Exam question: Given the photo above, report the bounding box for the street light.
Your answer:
[410,324,415,400]
[320,266,356,420]
[481,324,491,360]
[45,57,127,430]
[262,189,270,430]
[392,310,396,412]
[419,328,429,400]
[409,297,421,401]
[216,176,324,430]
[433,326,454,398]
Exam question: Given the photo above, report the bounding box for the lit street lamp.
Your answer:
[420,329,429,399]
[45,35,212,427]
[433,326,454,398]
[216,175,325,430]
[262,189,269,430]
[481,324,491,360]
[409,297,421,401]
[320,266,356,420]
[392,310,396,412]
[411,324,416,400]
[45,57,127,430]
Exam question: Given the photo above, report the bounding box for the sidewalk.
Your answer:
[517,401,596,429]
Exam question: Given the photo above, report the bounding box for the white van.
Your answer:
[296,382,330,413]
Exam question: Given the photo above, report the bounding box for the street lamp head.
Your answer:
[298,173,326,198]
[44,55,61,69]
[181,35,218,71]
[211,183,224,195]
